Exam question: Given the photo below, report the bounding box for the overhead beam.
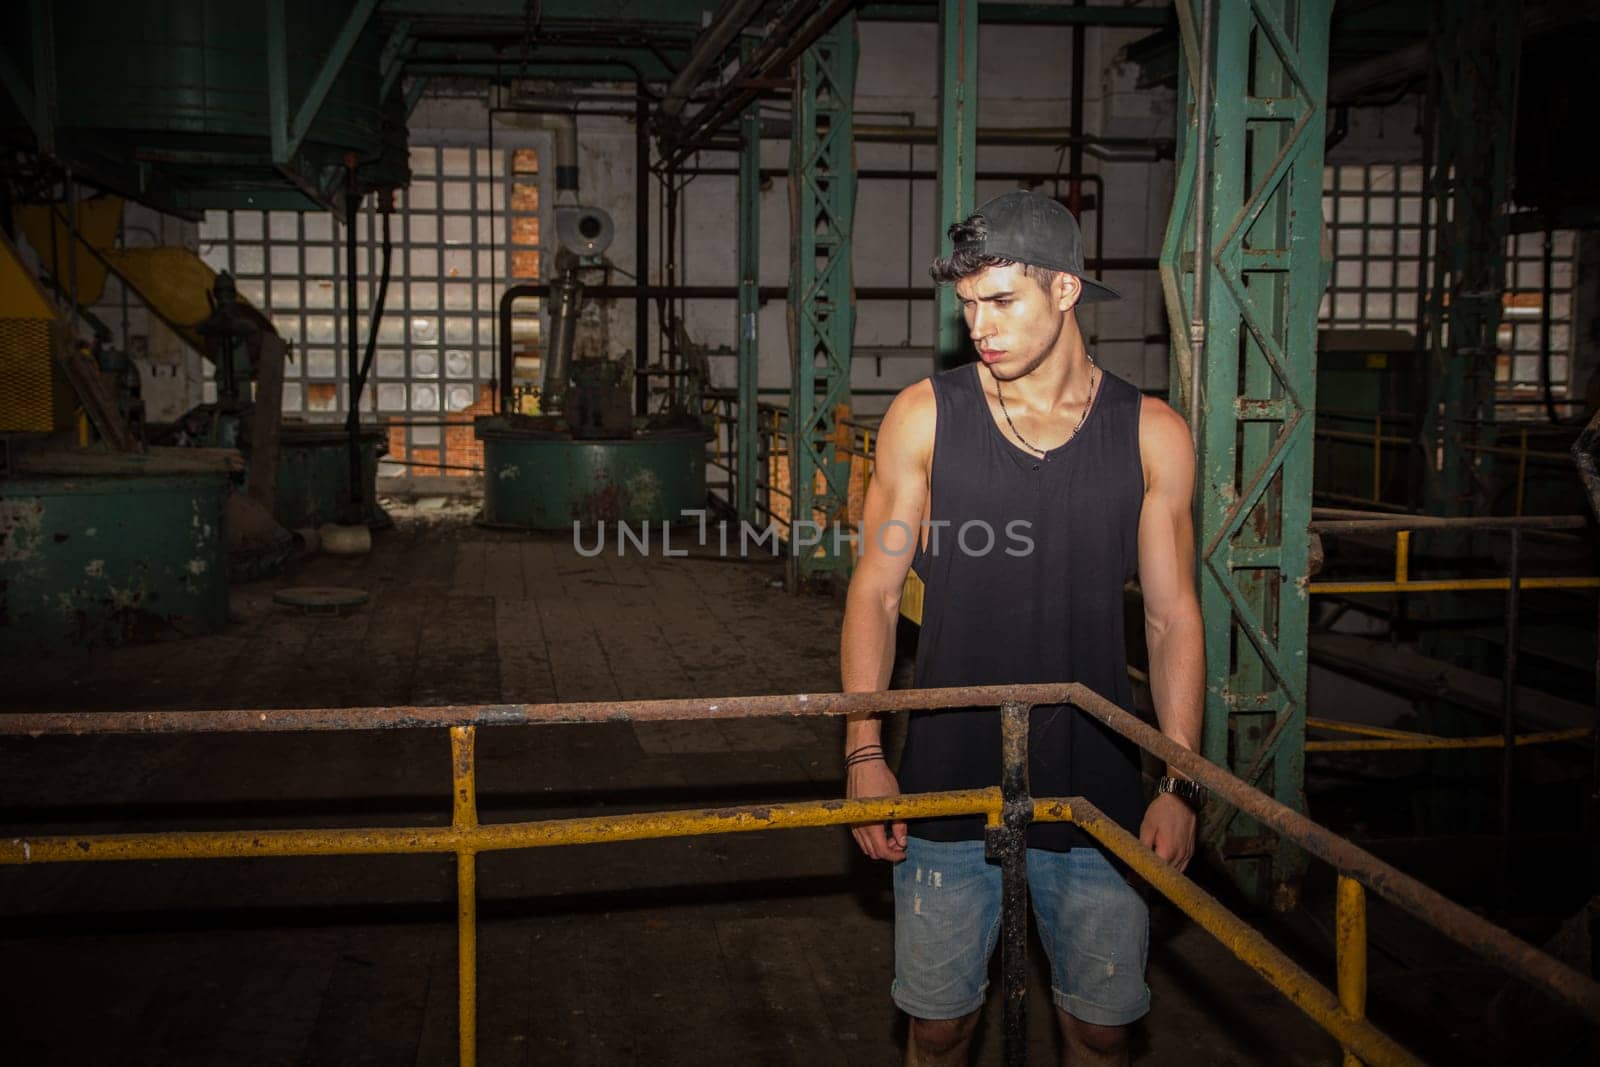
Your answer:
[660,0,767,119]
[379,0,713,26]
[861,2,1173,26]
[405,41,683,82]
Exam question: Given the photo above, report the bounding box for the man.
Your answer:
[840,190,1205,1066]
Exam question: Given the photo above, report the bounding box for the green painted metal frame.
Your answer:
[933,0,979,368]
[861,2,1172,26]
[736,34,761,525]
[786,15,858,581]
[1421,0,1520,518]
[1162,0,1333,906]
[266,0,382,166]
[377,0,711,28]
[379,20,415,102]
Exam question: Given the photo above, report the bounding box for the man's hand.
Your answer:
[1139,793,1196,873]
[848,759,909,862]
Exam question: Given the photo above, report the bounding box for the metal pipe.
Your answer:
[1068,801,1421,1067]
[344,188,363,511]
[7,683,1600,1024]
[1305,728,1589,753]
[667,0,856,163]
[636,83,650,416]
[844,123,1173,154]
[1308,514,1589,534]
[994,701,1033,1067]
[1540,225,1559,425]
[1,790,1007,862]
[1335,875,1368,1067]
[659,0,768,120]
[1309,577,1599,595]
[495,111,578,197]
[1069,0,1086,215]
[348,195,393,432]
[1189,0,1214,449]
[542,268,583,405]
[452,727,478,1067]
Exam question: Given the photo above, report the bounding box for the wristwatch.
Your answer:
[1156,775,1205,811]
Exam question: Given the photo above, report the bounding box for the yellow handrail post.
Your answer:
[1394,530,1410,584]
[451,726,479,1067]
[1337,873,1368,1067]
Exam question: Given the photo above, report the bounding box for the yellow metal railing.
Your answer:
[7,685,1600,1066]
[1312,409,1583,515]
[1307,514,1599,597]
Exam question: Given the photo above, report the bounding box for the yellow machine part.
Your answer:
[15,196,266,359]
[100,246,236,354]
[0,230,74,433]
[13,197,125,307]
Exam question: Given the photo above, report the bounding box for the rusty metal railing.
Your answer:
[6,685,1600,1066]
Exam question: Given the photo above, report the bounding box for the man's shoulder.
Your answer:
[1136,394,1189,438]
[886,376,938,423]
[1135,394,1195,485]
[875,378,938,465]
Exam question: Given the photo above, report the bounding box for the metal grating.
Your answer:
[0,318,57,432]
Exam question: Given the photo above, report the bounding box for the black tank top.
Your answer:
[900,361,1146,851]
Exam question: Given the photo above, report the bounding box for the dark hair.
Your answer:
[929,213,1060,290]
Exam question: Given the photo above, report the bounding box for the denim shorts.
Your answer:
[891,836,1150,1026]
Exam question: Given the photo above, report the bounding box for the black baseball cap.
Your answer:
[953,190,1121,303]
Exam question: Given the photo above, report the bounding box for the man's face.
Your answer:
[954,263,1080,381]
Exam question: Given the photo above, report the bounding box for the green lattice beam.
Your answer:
[787,15,858,581]
[1163,0,1332,908]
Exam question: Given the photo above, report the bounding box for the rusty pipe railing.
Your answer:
[7,684,1600,1064]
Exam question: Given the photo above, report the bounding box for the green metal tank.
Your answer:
[476,419,711,531]
[49,0,382,156]
[0,456,230,653]
[271,423,390,529]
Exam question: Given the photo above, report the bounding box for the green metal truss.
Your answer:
[787,15,858,582]
[736,33,761,525]
[1162,0,1333,907]
[933,0,978,368]
[1422,0,1520,518]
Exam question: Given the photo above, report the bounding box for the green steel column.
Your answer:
[1423,0,1519,519]
[736,34,761,524]
[1162,0,1333,908]
[933,0,979,368]
[787,15,857,582]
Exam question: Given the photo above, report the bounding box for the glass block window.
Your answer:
[1319,164,1431,334]
[1319,164,1578,402]
[197,145,544,477]
[1498,229,1576,408]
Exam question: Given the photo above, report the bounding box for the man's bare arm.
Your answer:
[840,380,934,861]
[1135,396,1205,870]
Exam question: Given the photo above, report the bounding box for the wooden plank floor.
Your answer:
[0,512,1345,1065]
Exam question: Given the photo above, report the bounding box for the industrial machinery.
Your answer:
[477,126,710,531]
[0,230,235,650]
